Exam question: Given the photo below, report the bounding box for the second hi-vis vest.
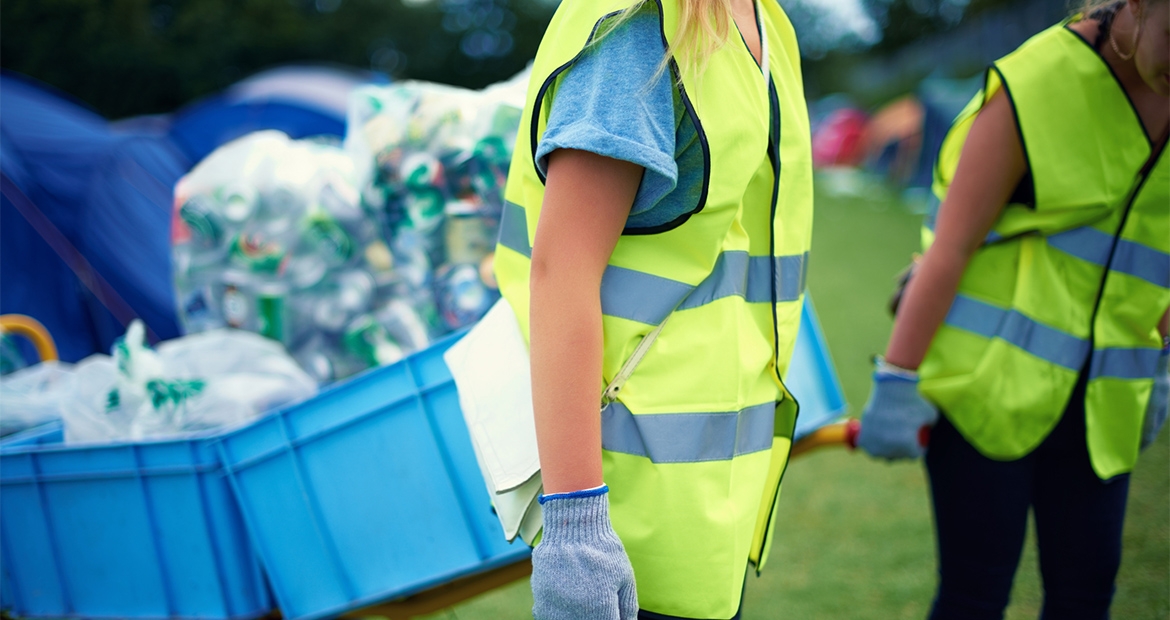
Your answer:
[920,21,1170,479]
[494,0,813,616]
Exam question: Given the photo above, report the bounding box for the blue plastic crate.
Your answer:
[213,333,531,620]
[0,428,271,620]
[0,419,65,449]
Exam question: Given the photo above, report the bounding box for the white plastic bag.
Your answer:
[58,321,317,444]
[157,327,319,424]
[0,361,75,437]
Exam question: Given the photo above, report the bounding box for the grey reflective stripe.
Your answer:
[601,401,775,463]
[777,253,809,302]
[1089,347,1163,380]
[502,200,806,324]
[1047,226,1169,288]
[1048,226,1112,265]
[604,252,806,323]
[600,265,692,324]
[1113,239,1170,288]
[682,251,752,309]
[677,252,807,311]
[945,295,1090,371]
[498,201,532,258]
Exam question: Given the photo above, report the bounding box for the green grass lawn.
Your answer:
[417,177,1170,619]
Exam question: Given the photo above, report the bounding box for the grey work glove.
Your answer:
[1141,346,1169,451]
[531,486,638,620]
[858,358,939,460]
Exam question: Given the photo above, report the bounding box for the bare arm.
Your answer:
[884,90,1027,369]
[530,149,642,494]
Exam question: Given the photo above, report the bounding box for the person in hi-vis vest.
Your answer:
[492,0,814,617]
[858,1,1169,618]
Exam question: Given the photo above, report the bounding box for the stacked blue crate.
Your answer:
[0,427,271,620]
[213,333,531,620]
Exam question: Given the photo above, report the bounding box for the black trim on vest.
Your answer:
[987,65,1035,211]
[1063,24,1156,148]
[528,8,625,185]
[527,0,713,237]
[620,0,712,235]
[754,70,799,576]
[1084,139,1167,368]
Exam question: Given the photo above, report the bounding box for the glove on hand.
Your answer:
[858,360,939,460]
[532,486,638,620]
[1141,346,1169,451]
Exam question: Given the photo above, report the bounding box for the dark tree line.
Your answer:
[1,0,555,119]
[1,0,1041,120]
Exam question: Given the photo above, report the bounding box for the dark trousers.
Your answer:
[925,381,1130,620]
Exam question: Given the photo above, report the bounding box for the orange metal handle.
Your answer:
[0,314,58,362]
[790,419,860,458]
[791,419,932,459]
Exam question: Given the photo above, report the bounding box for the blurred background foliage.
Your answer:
[1,0,1073,120]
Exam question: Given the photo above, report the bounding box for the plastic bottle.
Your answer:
[179,195,226,250]
[220,270,255,331]
[343,315,405,368]
[218,183,258,224]
[375,299,432,352]
[313,270,376,333]
[285,211,355,290]
[445,197,496,265]
[434,263,498,330]
[254,280,290,344]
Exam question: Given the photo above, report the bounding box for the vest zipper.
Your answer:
[1082,139,1167,376]
[754,72,799,573]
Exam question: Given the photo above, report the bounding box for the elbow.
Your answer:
[529,250,554,296]
[529,248,604,308]
[529,250,571,306]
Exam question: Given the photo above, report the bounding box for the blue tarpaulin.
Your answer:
[1,67,369,362]
[1,72,189,362]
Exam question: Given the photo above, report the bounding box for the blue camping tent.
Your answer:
[168,65,378,163]
[1,72,191,361]
[1,67,372,363]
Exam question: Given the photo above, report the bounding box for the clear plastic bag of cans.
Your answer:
[172,131,424,383]
[344,69,527,340]
[172,68,529,385]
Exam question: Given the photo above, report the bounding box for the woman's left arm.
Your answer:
[883,89,1026,370]
[859,89,1026,460]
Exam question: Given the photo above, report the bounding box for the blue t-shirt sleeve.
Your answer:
[534,7,679,218]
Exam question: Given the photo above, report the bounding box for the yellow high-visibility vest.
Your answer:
[921,21,1169,479]
[494,0,814,615]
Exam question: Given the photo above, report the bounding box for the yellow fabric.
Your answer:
[495,0,813,615]
[920,22,1170,477]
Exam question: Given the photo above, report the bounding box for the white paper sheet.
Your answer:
[444,298,543,541]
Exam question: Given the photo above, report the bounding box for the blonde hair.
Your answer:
[600,0,737,78]
[672,0,736,75]
[1079,0,1167,17]
[1080,0,1120,13]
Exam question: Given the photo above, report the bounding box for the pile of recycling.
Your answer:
[171,76,526,385]
[0,73,528,443]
